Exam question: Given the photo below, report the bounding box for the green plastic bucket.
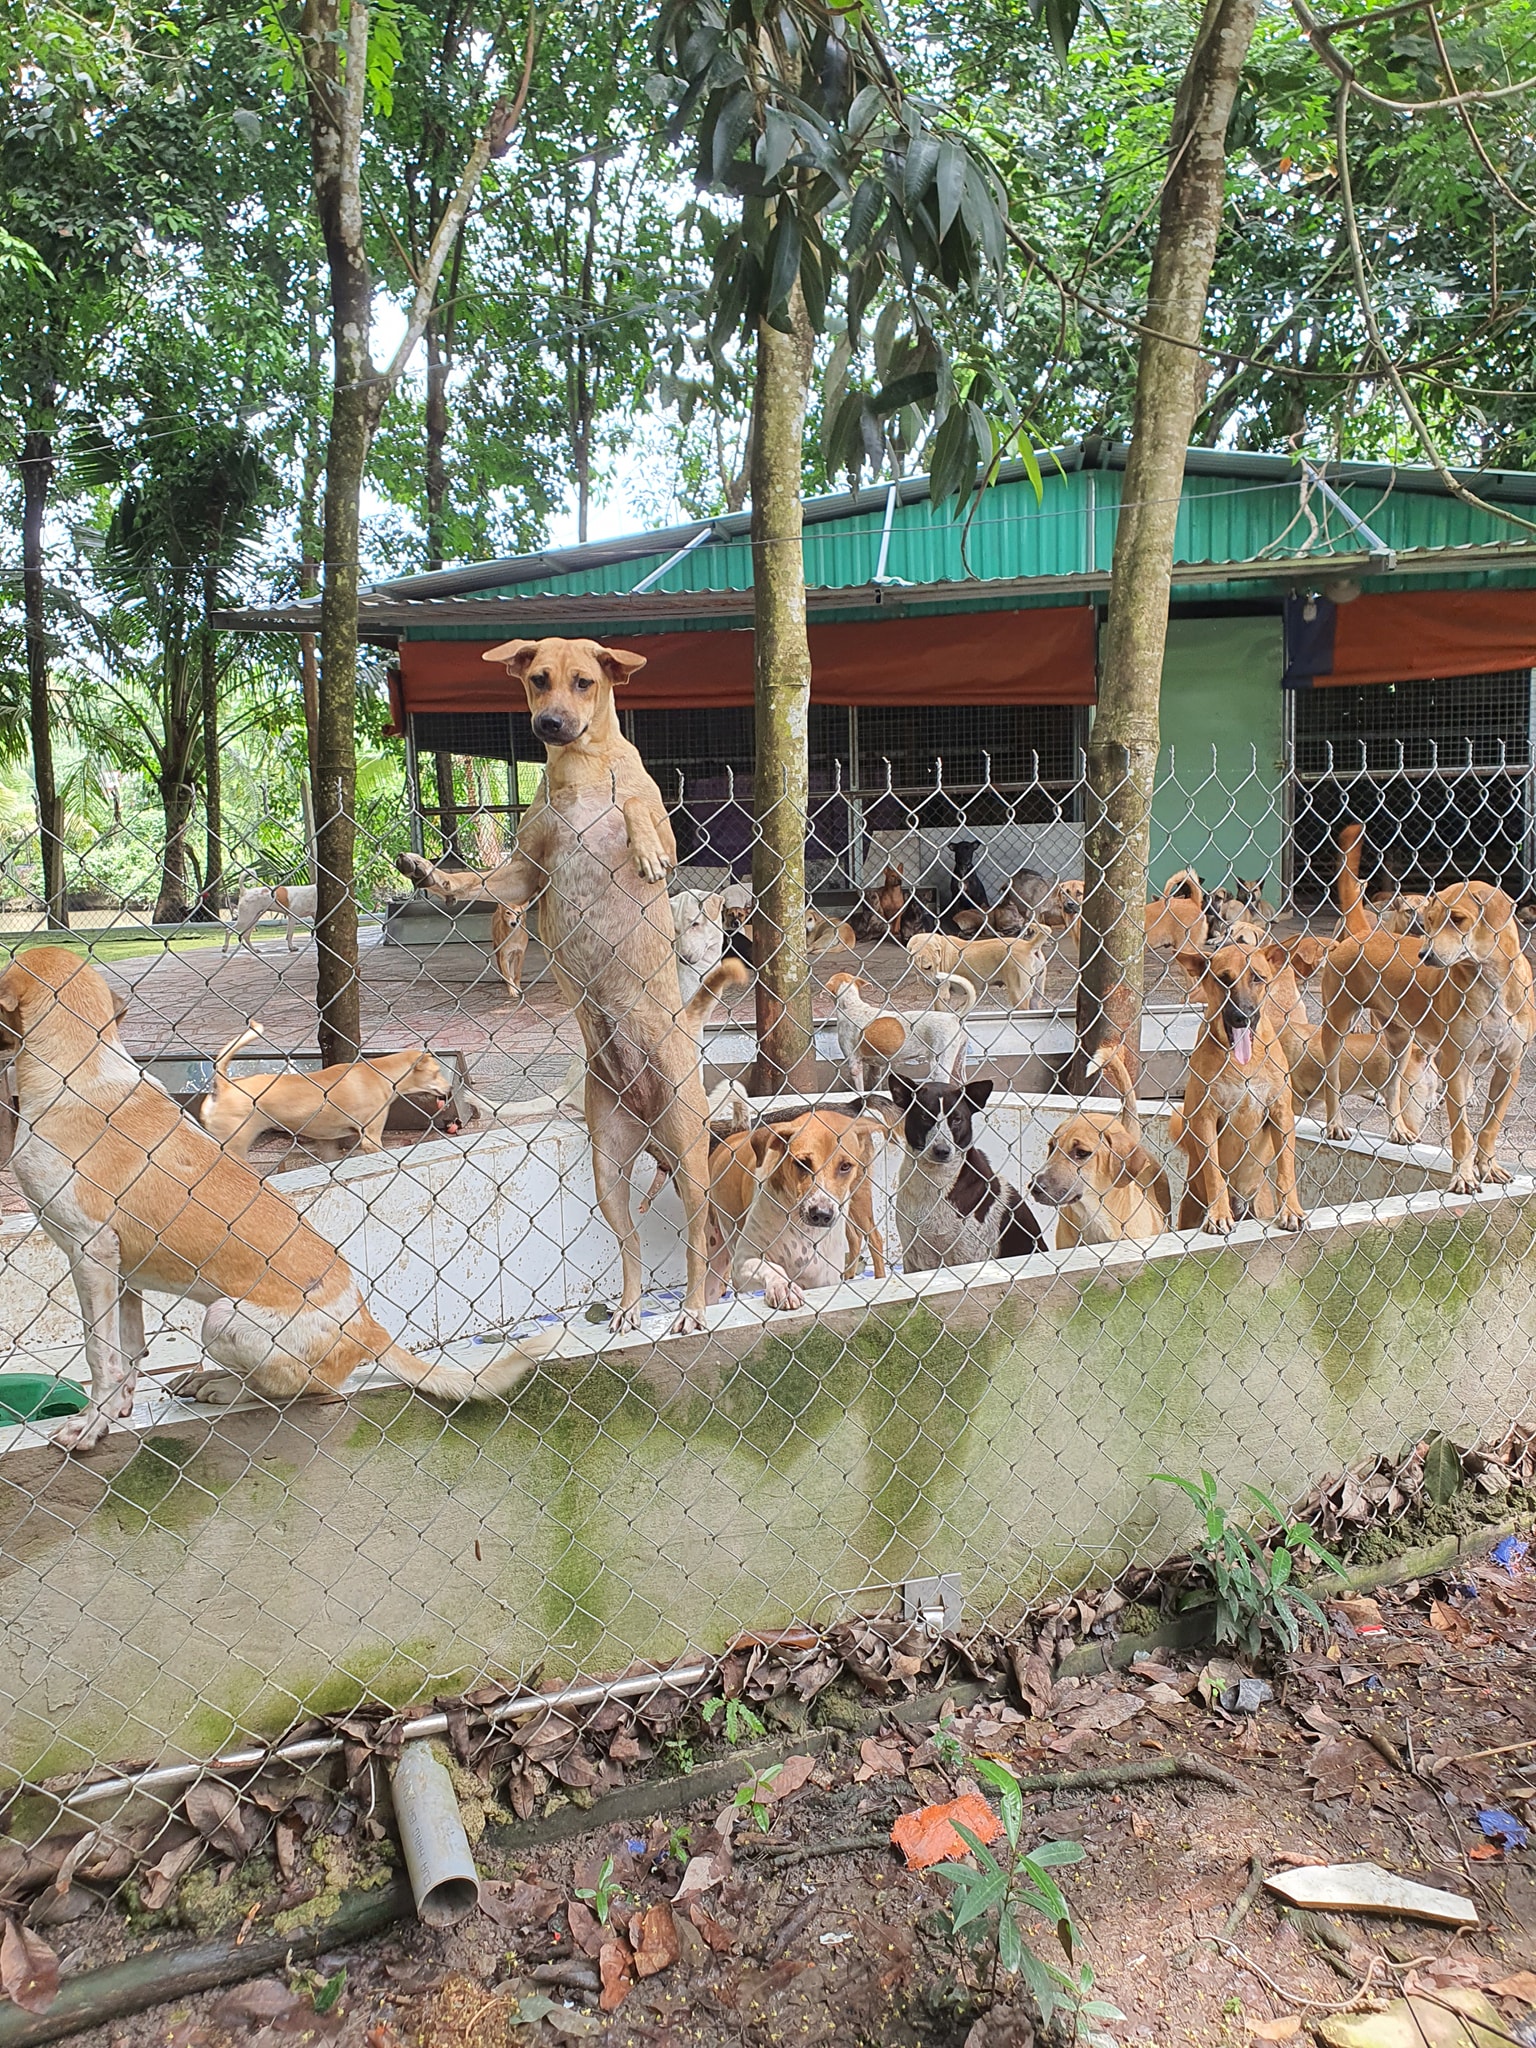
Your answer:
[0,1375,91,1426]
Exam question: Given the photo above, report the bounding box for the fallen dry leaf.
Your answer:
[674,1852,726,1901]
[1468,1843,1503,1861]
[139,1836,203,1913]
[891,1795,1001,1872]
[598,1940,633,2014]
[1009,1647,1055,1718]
[184,1780,255,1861]
[0,1919,58,2015]
[566,1901,605,1957]
[212,1979,302,2029]
[629,1904,680,1979]
[1429,1600,1465,1634]
[1492,1971,1536,2002]
[481,1880,561,1931]
[855,1738,907,1783]
[765,1754,816,1802]
[1250,2018,1302,2042]
[688,1903,735,1953]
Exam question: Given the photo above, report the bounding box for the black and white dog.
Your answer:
[886,1075,1044,1273]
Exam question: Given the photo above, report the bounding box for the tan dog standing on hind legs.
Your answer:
[1170,942,1305,1234]
[1322,822,1536,1191]
[0,950,550,1452]
[397,636,720,1335]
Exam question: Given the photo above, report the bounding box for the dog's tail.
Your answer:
[1087,1041,1140,1141]
[1337,822,1371,938]
[681,955,750,1031]
[935,971,978,1016]
[378,1325,566,1404]
[1161,868,1204,909]
[212,1021,265,1084]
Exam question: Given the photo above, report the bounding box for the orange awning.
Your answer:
[1320,588,1536,686]
[396,604,1098,713]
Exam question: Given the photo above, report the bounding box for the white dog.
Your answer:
[824,972,976,1095]
[671,889,727,1005]
[223,884,318,953]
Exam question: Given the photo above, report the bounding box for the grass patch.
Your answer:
[0,931,230,964]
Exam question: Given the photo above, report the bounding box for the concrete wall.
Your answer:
[1152,615,1286,891]
[2,1109,1530,1784]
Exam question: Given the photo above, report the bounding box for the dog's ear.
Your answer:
[703,894,723,920]
[482,639,540,677]
[1288,935,1326,977]
[887,1074,915,1110]
[597,644,647,685]
[111,989,130,1025]
[1173,946,1208,985]
[962,1076,994,1110]
[0,967,21,1030]
[752,1125,792,1171]
[1257,941,1290,976]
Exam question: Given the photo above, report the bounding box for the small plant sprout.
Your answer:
[931,1711,965,1771]
[574,1854,620,1925]
[1154,1470,1346,1662]
[702,1696,767,1746]
[933,1760,1122,2045]
[733,1763,782,1831]
[667,1823,692,1865]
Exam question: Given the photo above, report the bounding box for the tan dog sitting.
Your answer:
[906,926,1050,1010]
[199,1023,455,1161]
[397,636,721,1335]
[0,949,548,1453]
[708,1107,886,1310]
[1030,1046,1171,1248]
[1170,942,1304,1234]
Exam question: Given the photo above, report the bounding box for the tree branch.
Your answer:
[1291,0,1536,110]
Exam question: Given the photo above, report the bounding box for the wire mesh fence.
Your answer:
[3,678,1536,1923]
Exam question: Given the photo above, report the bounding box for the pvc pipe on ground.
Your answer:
[390,1743,481,1926]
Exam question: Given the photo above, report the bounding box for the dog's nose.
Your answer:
[532,713,571,743]
[803,1200,836,1227]
[929,1144,953,1164]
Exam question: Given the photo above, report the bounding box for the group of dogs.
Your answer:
[4,637,1532,1456]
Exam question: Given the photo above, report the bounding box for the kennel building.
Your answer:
[228,444,1536,906]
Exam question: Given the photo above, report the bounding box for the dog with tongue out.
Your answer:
[1167,940,1306,1236]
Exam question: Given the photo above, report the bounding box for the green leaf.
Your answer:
[846,178,884,253]
[950,1821,1004,1873]
[935,140,966,239]
[1027,1839,1086,1868]
[312,1968,346,2015]
[760,105,795,184]
[1423,1435,1463,1505]
[997,1909,1026,1974]
[902,129,940,211]
[846,82,883,140]
[949,1868,1009,1930]
[763,205,802,321]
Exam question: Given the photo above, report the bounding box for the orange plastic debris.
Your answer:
[890,1794,1002,1871]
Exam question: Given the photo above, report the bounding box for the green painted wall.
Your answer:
[1148,615,1285,891]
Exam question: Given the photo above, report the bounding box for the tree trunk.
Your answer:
[20,414,67,931]
[156,630,198,925]
[1073,0,1260,1080]
[747,285,816,1096]
[199,563,224,919]
[422,309,463,861]
[298,266,325,881]
[156,774,196,926]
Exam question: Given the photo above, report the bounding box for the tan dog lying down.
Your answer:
[708,1107,886,1310]
[199,1024,456,1160]
[0,950,547,1453]
[1030,1047,1171,1249]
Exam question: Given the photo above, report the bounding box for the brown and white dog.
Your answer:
[490,903,530,1000]
[223,883,317,953]
[199,1024,456,1161]
[397,636,722,1334]
[825,971,975,1095]
[906,926,1051,1011]
[708,1107,886,1310]
[1321,822,1536,1191]
[1169,942,1305,1234]
[1030,1047,1171,1249]
[0,949,547,1452]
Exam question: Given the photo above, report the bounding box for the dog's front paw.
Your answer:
[1277,1206,1306,1233]
[763,1275,806,1311]
[1387,1122,1417,1147]
[167,1367,245,1407]
[631,847,673,884]
[1323,1120,1353,1143]
[669,1305,706,1336]
[609,1300,645,1334]
[1448,1167,1484,1195]
[1204,1208,1235,1237]
[396,852,435,883]
[1478,1155,1514,1186]
[52,1406,113,1453]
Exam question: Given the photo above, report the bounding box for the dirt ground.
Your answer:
[39,1541,1536,2048]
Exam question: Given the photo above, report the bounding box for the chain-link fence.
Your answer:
[3,683,1535,1918]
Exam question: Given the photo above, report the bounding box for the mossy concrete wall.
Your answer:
[3,1168,1533,1784]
